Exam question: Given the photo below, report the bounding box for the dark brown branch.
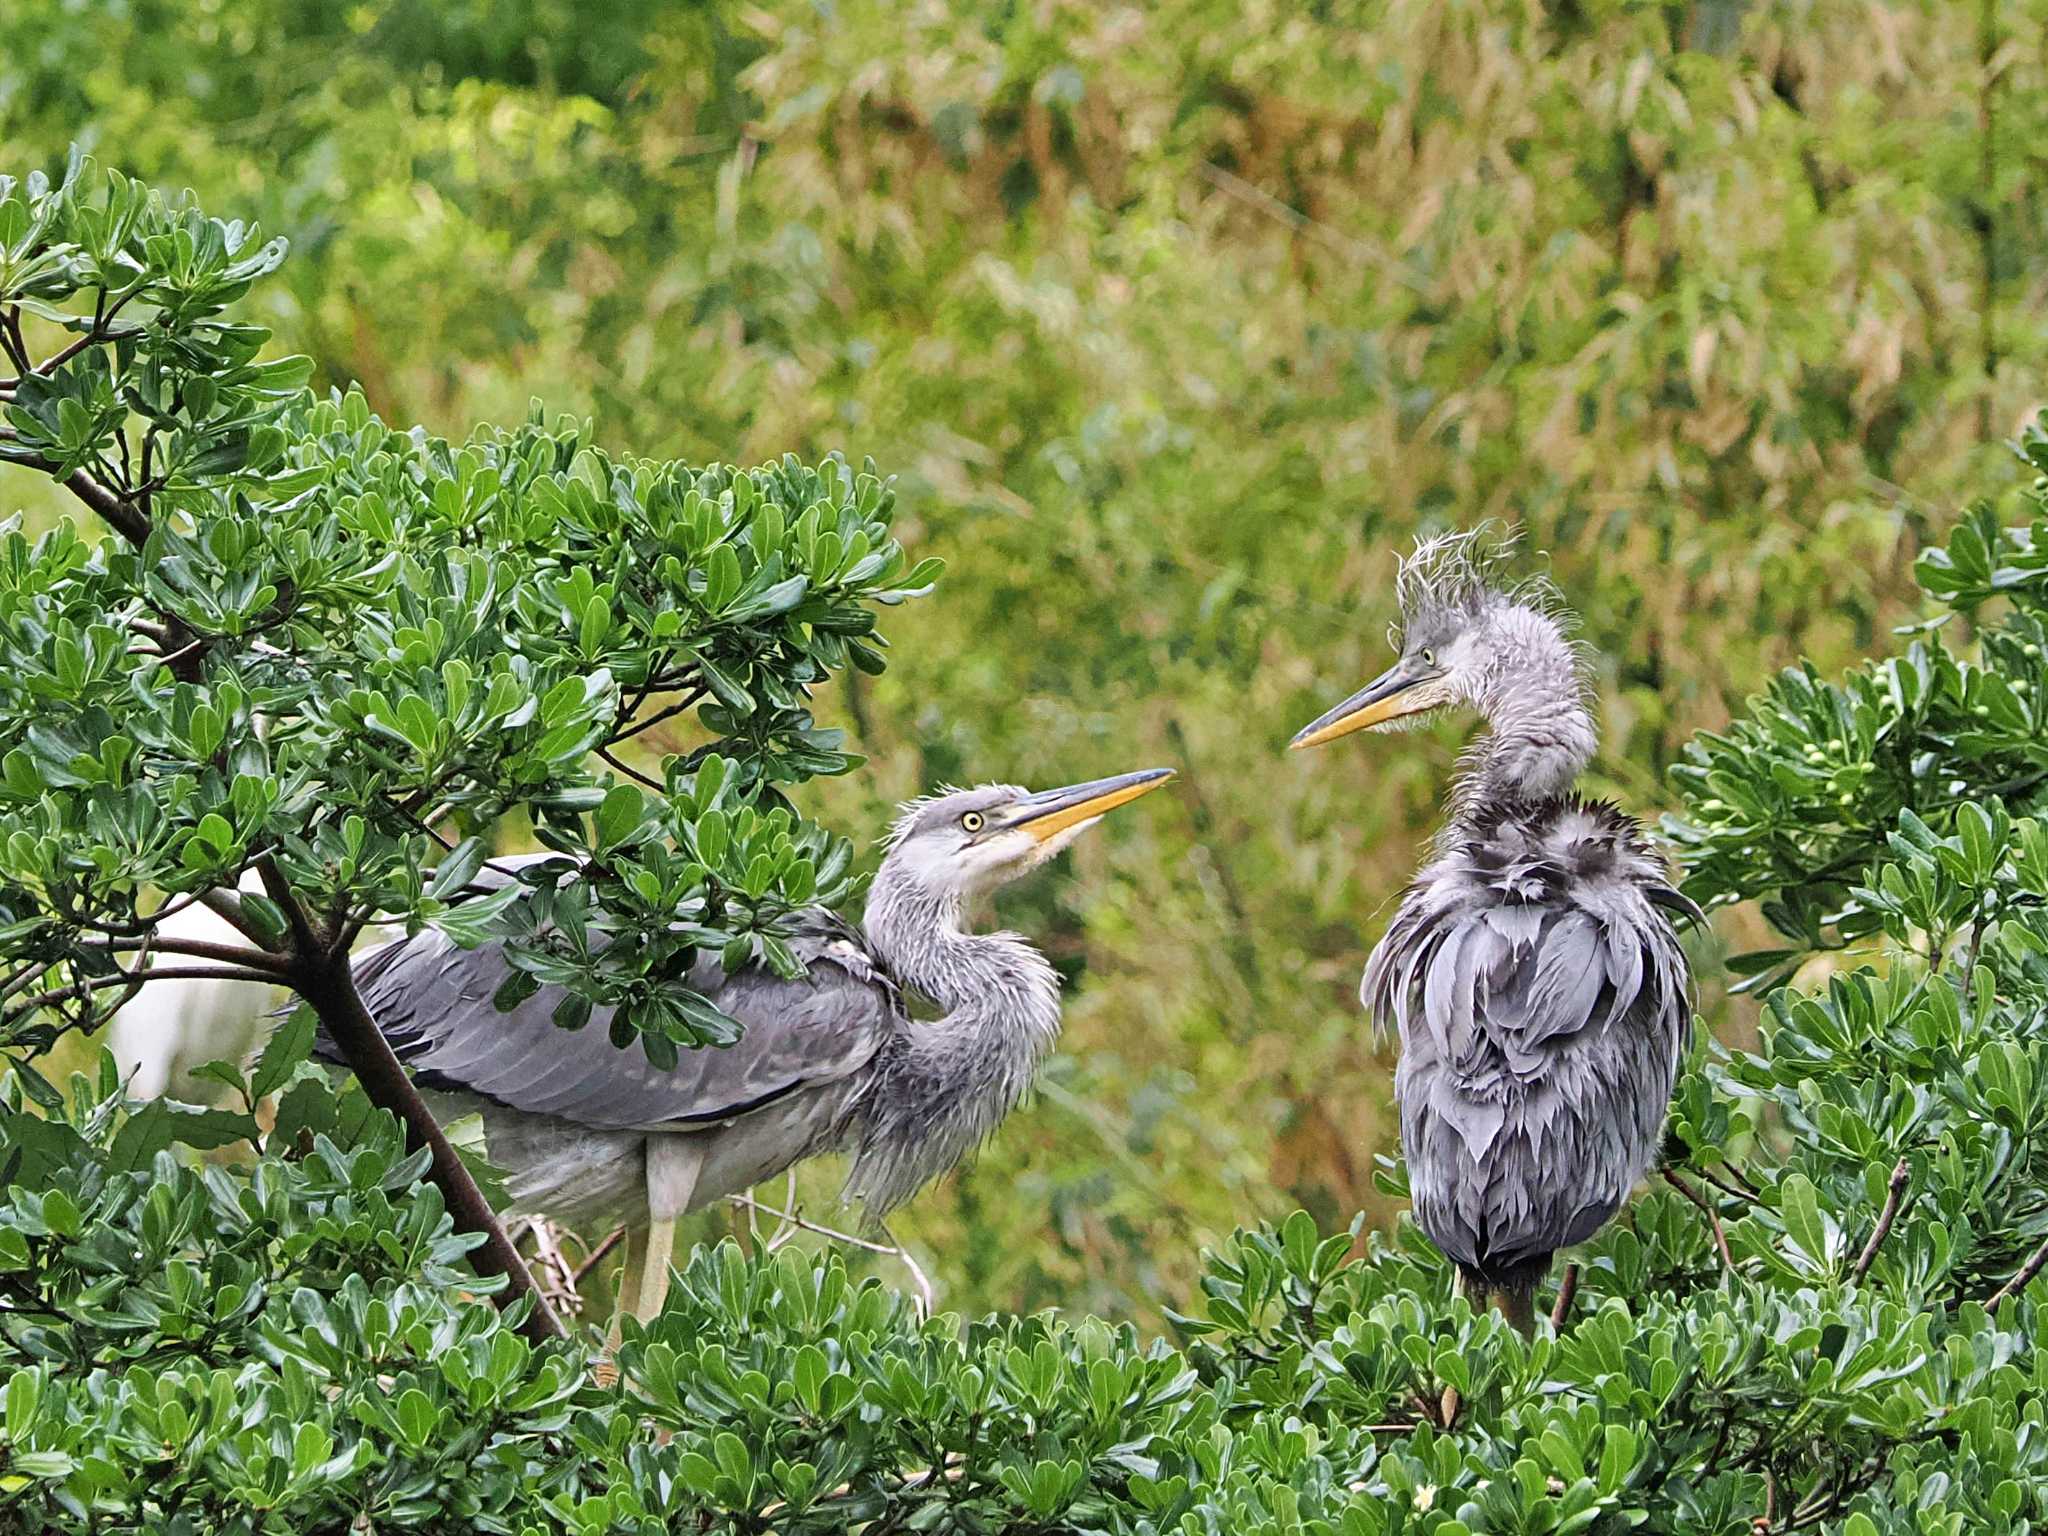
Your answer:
[3,451,152,545]
[94,935,292,975]
[0,309,28,372]
[1987,1235,2048,1310]
[1550,1263,1579,1330]
[1852,1157,1912,1284]
[607,685,708,745]
[25,325,118,382]
[198,886,269,945]
[10,964,278,1017]
[288,952,565,1342]
[570,1225,628,1287]
[1664,1169,1736,1273]
[257,856,325,955]
[1698,1165,1760,1204]
[596,746,664,792]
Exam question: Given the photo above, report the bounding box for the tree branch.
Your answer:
[596,746,664,792]
[1852,1157,1912,1284]
[1664,1170,1736,1273]
[727,1191,935,1319]
[1550,1263,1579,1330]
[570,1225,628,1287]
[607,686,708,745]
[0,309,28,372]
[91,933,294,975]
[1987,1235,2048,1310]
[9,964,278,1019]
[257,856,325,954]
[2,451,151,545]
[288,952,565,1342]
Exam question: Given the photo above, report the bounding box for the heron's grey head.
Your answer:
[880,769,1175,898]
[1289,528,1578,751]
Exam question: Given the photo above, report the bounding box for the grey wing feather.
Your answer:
[1366,800,1694,1280]
[343,907,902,1132]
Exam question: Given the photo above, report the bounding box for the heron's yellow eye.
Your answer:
[1421,648,1437,666]
[961,811,985,832]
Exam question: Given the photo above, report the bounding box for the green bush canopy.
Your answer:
[6,0,2044,1325]
[2,153,2048,1533]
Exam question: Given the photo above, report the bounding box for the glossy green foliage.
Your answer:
[13,456,2048,1526]
[0,153,937,1062]
[1669,426,2048,985]
[6,0,2048,1318]
[6,1023,2048,1533]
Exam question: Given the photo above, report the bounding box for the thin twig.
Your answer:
[1988,1235,2048,1309]
[757,1170,801,1252]
[880,1223,935,1321]
[595,746,664,793]
[526,1219,583,1316]
[1697,1165,1761,1204]
[9,964,278,1016]
[1550,1263,1579,1330]
[1664,1169,1736,1273]
[89,934,294,975]
[607,687,707,745]
[571,1226,629,1287]
[1852,1157,1912,1284]
[726,1192,935,1319]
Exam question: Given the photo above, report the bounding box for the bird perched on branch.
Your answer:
[1290,532,1695,1333]
[331,768,1174,1325]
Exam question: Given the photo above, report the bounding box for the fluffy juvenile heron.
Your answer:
[1290,533,1695,1333]
[331,768,1174,1324]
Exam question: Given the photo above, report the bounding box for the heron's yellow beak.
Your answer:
[1289,660,1443,750]
[1005,768,1176,844]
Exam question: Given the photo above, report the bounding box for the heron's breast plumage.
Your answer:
[1364,797,1693,1285]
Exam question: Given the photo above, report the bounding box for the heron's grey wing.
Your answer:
[1368,801,1694,1278]
[345,909,901,1132]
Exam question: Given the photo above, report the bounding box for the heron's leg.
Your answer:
[634,1136,706,1324]
[605,1224,647,1354]
[1496,1287,1536,1338]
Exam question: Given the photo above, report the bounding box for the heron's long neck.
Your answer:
[1453,605,1597,821]
[843,869,1062,1213]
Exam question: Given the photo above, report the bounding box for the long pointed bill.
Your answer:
[1289,660,1441,751]
[1004,767,1175,844]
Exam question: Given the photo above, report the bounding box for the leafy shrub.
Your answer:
[0,150,936,1330]
[7,154,2048,1536]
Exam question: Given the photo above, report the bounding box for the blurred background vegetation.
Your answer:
[2,0,2043,1326]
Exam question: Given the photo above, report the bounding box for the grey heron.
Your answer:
[324,767,1175,1325]
[1289,532,1695,1333]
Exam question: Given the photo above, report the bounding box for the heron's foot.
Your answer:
[590,1352,621,1391]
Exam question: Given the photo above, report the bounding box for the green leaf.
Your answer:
[1780,1173,1831,1271]
[109,1101,261,1171]
[251,1008,315,1100]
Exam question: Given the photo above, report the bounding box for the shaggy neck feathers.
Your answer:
[1451,603,1598,823]
[841,864,1062,1213]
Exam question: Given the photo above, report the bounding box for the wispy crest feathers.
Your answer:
[1396,523,1575,642]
